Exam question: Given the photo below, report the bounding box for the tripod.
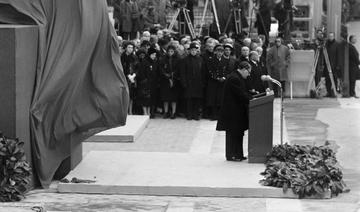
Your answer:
[249,3,269,44]
[224,8,242,34]
[168,7,196,38]
[198,0,221,37]
[307,44,338,98]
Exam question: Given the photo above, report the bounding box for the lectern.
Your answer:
[248,94,274,163]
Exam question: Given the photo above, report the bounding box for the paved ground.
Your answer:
[1,98,360,212]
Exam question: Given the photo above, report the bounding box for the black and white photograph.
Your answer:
[0,0,360,211]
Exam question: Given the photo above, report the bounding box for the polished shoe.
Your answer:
[170,113,176,119]
[163,112,170,119]
[237,156,247,161]
[226,156,242,162]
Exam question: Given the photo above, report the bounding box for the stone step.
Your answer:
[58,151,330,199]
[85,115,149,143]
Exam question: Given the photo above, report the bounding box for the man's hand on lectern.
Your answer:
[266,88,274,96]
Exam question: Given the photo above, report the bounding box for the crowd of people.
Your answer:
[117,28,288,120]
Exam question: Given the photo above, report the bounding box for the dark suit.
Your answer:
[180,54,204,119]
[249,60,267,93]
[349,43,360,97]
[206,56,228,119]
[216,71,252,159]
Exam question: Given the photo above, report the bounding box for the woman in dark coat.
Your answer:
[216,61,253,161]
[159,45,180,119]
[136,47,159,117]
[348,35,360,97]
[180,43,204,120]
[121,41,138,114]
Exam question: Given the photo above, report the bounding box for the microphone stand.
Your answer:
[269,78,284,145]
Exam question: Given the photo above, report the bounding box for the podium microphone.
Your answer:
[261,75,282,88]
[261,75,284,145]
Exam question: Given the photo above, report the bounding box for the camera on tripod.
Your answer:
[230,0,242,9]
[315,28,326,48]
[171,0,187,9]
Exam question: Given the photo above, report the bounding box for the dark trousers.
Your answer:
[209,106,220,120]
[350,79,356,97]
[120,31,137,40]
[186,98,201,119]
[225,131,244,159]
[324,68,337,96]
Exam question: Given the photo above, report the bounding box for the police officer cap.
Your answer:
[224,43,233,49]
[214,44,224,51]
[188,42,199,49]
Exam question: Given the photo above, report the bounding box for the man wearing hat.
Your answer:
[180,43,204,120]
[206,44,228,120]
[216,61,253,161]
[201,37,216,119]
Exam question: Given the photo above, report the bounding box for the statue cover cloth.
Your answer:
[0,0,129,188]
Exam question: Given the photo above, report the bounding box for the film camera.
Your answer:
[171,0,187,8]
[230,0,242,9]
[314,28,327,48]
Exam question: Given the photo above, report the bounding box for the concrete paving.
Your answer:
[2,98,360,212]
[58,152,304,198]
[58,99,289,198]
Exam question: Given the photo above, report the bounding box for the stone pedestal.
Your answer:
[0,25,38,186]
[0,25,83,185]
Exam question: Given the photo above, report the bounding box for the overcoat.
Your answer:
[159,54,180,102]
[266,44,290,81]
[326,40,341,78]
[201,50,214,87]
[249,60,267,93]
[180,54,204,98]
[223,56,237,75]
[206,56,229,106]
[118,1,133,33]
[136,57,159,106]
[349,43,360,80]
[118,0,140,33]
[216,71,253,133]
[121,53,138,99]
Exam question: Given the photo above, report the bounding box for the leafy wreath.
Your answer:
[0,132,31,202]
[260,143,349,198]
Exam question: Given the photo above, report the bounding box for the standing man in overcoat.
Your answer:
[206,44,228,120]
[180,43,204,120]
[349,35,360,98]
[216,61,253,161]
[266,37,290,97]
[115,0,141,40]
[325,32,340,96]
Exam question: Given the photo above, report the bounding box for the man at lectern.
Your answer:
[216,61,253,161]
